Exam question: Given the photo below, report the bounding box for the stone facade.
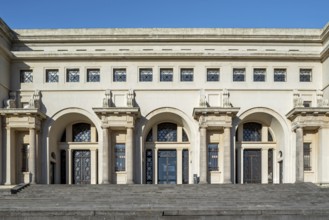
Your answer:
[1,18,329,185]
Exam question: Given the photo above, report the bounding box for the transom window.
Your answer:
[157,123,177,142]
[274,69,286,82]
[207,68,220,81]
[87,69,100,82]
[208,144,219,171]
[253,68,266,82]
[160,68,173,82]
[243,122,262,141]
[115,144,126,171]
[72,123,91,142]
[233,68,245,82]
[139,68,153,82]
[113,69,126,82]
[46,69,59,83]
[20,70,33,83]
[180,69,193,81]
[300,69,312,82]
[67,69,80,82]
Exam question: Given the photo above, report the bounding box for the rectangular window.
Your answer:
[208,144,219,171]
[115,144,126,171]
[300,69,312,82]
[87,69,100,82]
[113,69,126,82]
[233,68,245,82]
[180,68,193,81]
[160,68,173,82]
[303,143,311,171]
[253,68,266,82]
[274,69,286,82]
[66,69,80,82]
[46,69,59,83]
[21,144,29,172]
[20,70,33,83]
[139,68,153,82]
[182,149,189,184]
[207,68,220,81]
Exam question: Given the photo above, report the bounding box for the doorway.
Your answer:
[243,150,261,183]
[158,150,177,184]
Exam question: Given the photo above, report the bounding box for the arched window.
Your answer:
[72,123,91,142]
[146,129,153,142]
[157,123,177,142]
[182,129,189,142]
[243,122,262,141]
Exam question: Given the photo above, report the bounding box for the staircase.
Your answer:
[1,183,329,219]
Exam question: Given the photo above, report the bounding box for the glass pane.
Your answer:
[303,143,311,171]
[20,70,33,83]
[72,123,91,142]
[21,145,29,172]
[146,150,153,184]
[208,144,218,171]
[207,69,219,81]
[274,69,286,82]
[160,69,173,82]
[233,68,245,81]
[157,123,177,142]
[268,149,273,184]
[67,69,80,82]
[46,69,59,83]
[243,122,262,141]
[300,69,312,82]
[87,69,100,82]
[113,69,126,82]
[115,144,126,171]
[253,68,266,82]
[180,69,193,81]
[183,150,189,184]
[158,150,176,184]
[146,129,153,142]
[139,69,153,82]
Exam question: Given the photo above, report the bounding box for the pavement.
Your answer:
[0,183,329,219]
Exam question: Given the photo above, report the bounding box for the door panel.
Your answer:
[73,150,91,184]
[158,150,177,184]
[243,150,261,184]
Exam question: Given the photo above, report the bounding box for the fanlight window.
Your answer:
[182,129,189,142]
[72,123,91,142]
[243,122,262,141]
[146,129,153,142]
[157,123,177,142]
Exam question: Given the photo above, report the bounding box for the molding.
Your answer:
[0,108,46,119]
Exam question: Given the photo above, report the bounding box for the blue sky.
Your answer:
[1,0,329,29]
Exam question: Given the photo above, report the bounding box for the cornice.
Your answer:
[0,108,47,119]
[286,107,329,121]
[193,107,240,119]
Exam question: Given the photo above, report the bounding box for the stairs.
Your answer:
[1,183,329,219]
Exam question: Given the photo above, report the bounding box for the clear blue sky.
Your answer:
[1,0,329,29]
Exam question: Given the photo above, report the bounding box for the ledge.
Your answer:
[193,107,240,119]
[286,107,329,121]
[93,107,140,117]
[0,108,46,119]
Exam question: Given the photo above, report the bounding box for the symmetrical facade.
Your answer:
[1,18,329,185]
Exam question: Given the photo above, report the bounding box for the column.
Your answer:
[177,149,183,184]
[67,149,72,184]
[90,149,97,184]
[295,126,304,183]
[223,127,231,183]
[261,149,268,184]
[199,126,207,184]
[318,127,329,183]
[154,149,158,184]
[29,128,36,184]
[5,127,12,185]
[102,127,110,184]
[237,147,242,184]
[126,126,134,184]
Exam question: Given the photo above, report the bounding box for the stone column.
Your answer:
[67,149,72,184]
[5,127,12,185]
[295,126,304,183]
[261,149,268,184]
[223,127,231,183]
[126,126,134,184]
[237,147,242,184]
[90,149,97,184]
[199,126,208,184]
[177,149,183,184]
[154,149,158,184]
[102,127,110,184]
[29,128,37,184]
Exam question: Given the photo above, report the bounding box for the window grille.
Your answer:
[160,69,173,82]
[115,144,126,171]
[253,68,266,82]
[303,143,311,171]
[146,150,153,184]
[113,69,126,82]
[208,144,219,171]
[157,123,177,142]
[67,69,80,82]
[139,69,153,82]
[72,123,91,142]
[233,68,245,81]
[46,69,59,83]
[243,122,262,141]
[207,69,220,81]
[274,69,286,82]
[180,69,193,81]
[20,70,33,83]
[87,69,100,82]
[300,69,312,82]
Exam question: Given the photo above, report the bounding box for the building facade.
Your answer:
[1,19,329,185]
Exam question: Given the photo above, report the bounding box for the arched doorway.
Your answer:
[144,122,190,184]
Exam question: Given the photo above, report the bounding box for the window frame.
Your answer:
[139,68,153,82]
[206,68,220,82]
[299,68,312,82]
[180,68,194,82]
[233,68,245,82]
[86,68,100,82]
[208,143,219,171]
[273,68,287,82]
[253,68,266,82]
[45,69,59,83]
[303,143,312,171]
[159,68,174,82]
[113,68,127,82]
[20,70,33,83]
[66,68,80,83]
[115,144,126,172]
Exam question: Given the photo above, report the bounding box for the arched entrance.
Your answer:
[141,108,194,184]
[235,108,288,184]
[47,108,100,184]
